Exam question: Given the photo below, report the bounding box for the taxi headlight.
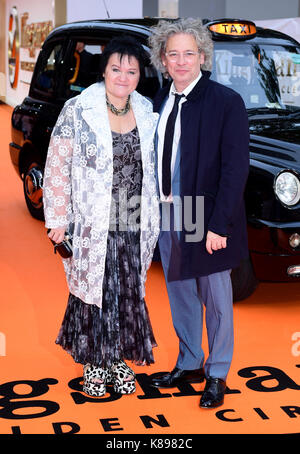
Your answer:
[274,171,300,206]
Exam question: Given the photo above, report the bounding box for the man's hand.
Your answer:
[206,230,227,255]
[48,227,66,244]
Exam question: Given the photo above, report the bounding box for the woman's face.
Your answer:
[103,53,140,101]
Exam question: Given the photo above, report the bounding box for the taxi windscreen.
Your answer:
[211,42,300,111]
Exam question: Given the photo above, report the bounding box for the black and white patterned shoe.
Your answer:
[83,364,109,397]
[110,360,136,394]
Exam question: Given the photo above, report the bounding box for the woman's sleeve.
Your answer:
[43,99,75,229]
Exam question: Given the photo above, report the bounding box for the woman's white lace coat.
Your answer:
[43,82,160,308]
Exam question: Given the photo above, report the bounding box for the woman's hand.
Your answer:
[48,227,66,244]
[206,230,227,255]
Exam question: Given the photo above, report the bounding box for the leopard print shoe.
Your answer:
[83,364,109,397]
[110,360,136,394]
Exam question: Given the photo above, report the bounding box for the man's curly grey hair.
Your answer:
[148,18,214,76]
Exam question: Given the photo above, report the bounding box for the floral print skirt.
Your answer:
[55,229,157,369]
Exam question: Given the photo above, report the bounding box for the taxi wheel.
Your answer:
[23,161,45,221]
[231,257,259,302]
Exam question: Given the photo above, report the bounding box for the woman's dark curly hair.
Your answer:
[100,35,148,80]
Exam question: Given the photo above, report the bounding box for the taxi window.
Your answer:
[272,49,300,107]
[63,40,163,101]
[211,42,300,110]
[33,42,64,99]
[66,42,104,98]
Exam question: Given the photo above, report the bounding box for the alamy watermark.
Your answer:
[108,190,205,242]
[0,332,6,356]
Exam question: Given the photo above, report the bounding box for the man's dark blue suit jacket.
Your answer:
[154,70,250,280]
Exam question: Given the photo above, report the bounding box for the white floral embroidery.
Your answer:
[80,131,89,143]
[75,119,82,129]
[87,144,97,157]
[58,145,69,157]
[51,176,63,187]
[74,144,81,156]
[54,195,66,207]
[43,82,160,308]
[81,237,90,248]
[50,155,60,167]
[61,125,72,137]
[61,165,70,176]
[80,156,87,167]
[66,105,75,117]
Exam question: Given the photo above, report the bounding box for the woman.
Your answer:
[43,36,160,397]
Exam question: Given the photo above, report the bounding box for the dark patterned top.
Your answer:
[55,125,157,368]
[110,126,142,231]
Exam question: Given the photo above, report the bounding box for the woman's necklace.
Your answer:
[106,94,131,116]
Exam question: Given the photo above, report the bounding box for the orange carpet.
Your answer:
[0,103,300,435]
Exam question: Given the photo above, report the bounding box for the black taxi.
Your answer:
[9,18,300,301]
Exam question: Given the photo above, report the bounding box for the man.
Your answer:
[148,18,249,408]
[73,42,93,87]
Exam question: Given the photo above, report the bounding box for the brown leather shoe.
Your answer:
[151,367,205,388]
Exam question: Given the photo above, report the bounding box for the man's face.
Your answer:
[162,33,204,92]
[76,42,85,53]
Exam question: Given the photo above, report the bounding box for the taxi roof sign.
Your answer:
[207,19,257,40]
